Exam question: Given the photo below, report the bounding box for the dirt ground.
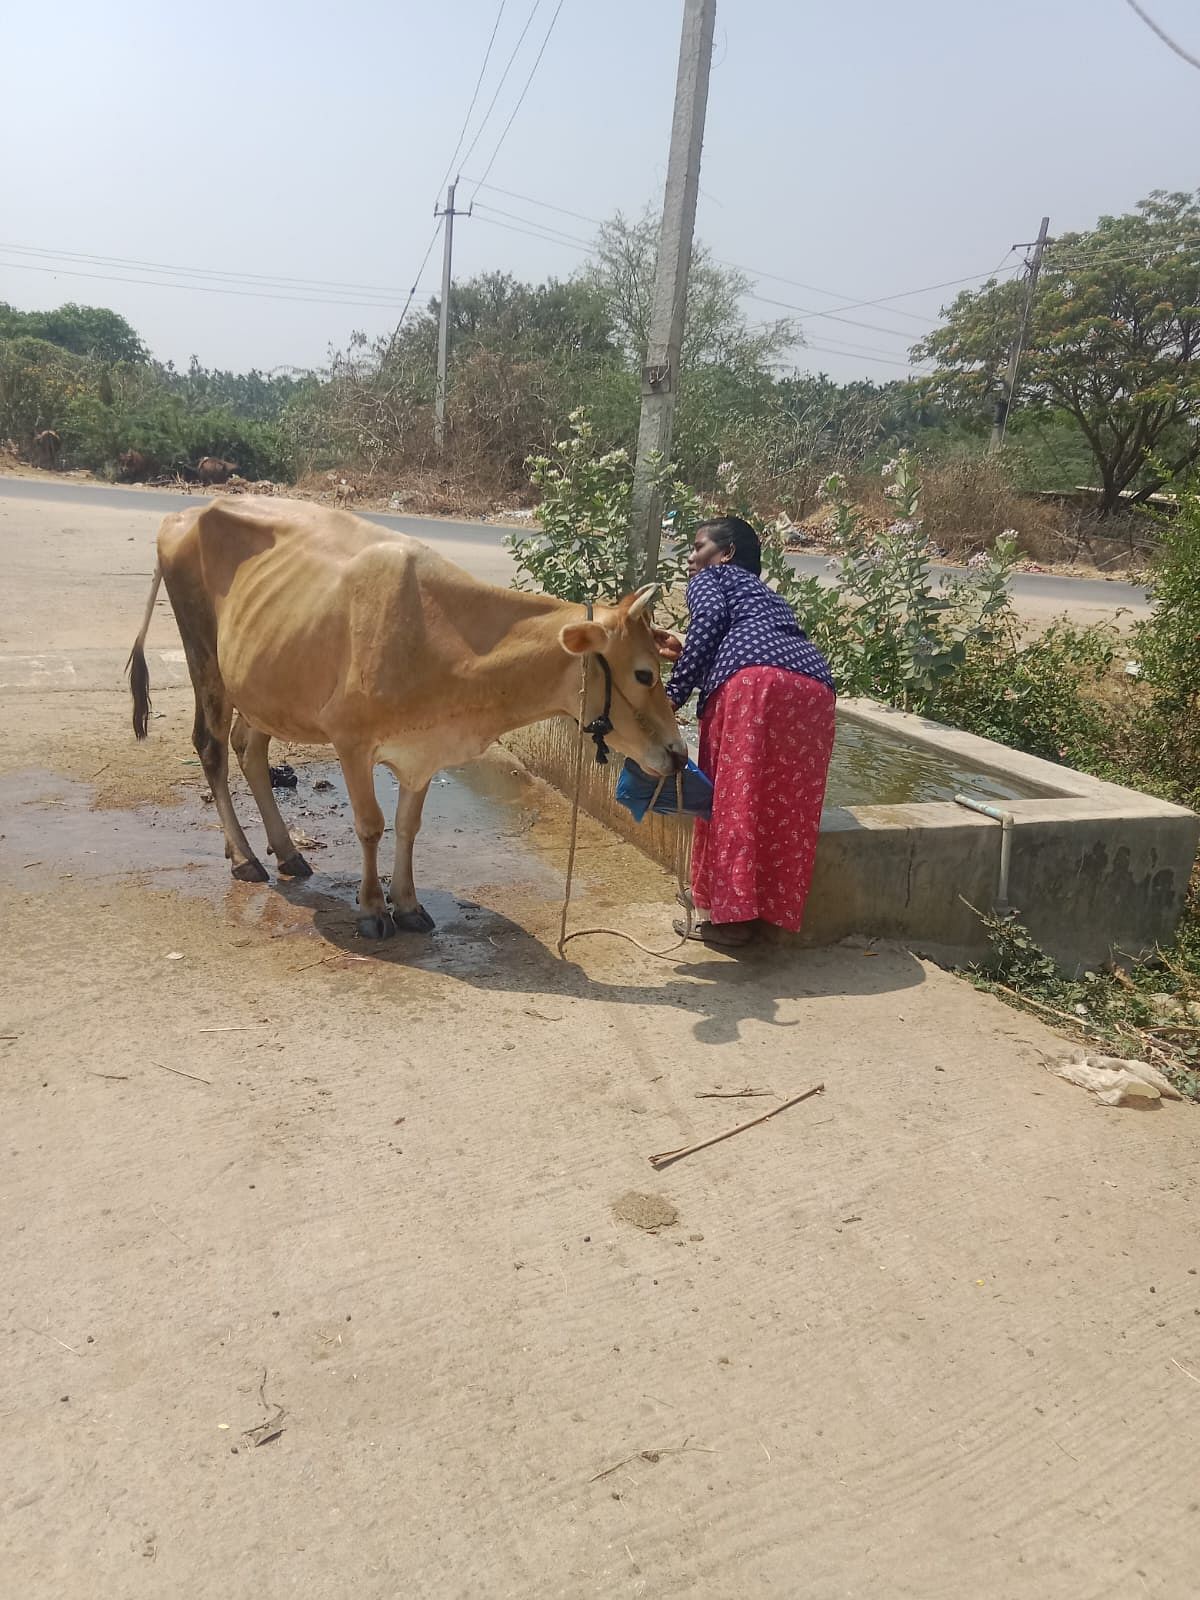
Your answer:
[2,485,1199,1599]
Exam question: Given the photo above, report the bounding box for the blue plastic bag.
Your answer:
[615,757,713,823]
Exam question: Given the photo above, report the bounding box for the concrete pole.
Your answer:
[626,0,717,586]
[434,181,458,451]
[990,215,1050,454]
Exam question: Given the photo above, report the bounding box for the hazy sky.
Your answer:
[1,0,1196,383]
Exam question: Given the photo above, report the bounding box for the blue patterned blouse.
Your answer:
[664,563,835,717]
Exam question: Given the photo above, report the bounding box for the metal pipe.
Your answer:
[954,794,1015,914]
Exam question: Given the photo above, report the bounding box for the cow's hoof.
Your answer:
[357,911,397,941]
[392,904,436,934]
[277,852,313,879]
[232,858,270,883]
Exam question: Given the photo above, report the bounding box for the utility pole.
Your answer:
[990,215,1050,454]
[627,0,717,586]
[434,180,471,451]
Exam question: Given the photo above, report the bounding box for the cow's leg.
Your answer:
[192,685,266,883]
[163,565,265,882]
[336,745,394,939]
[230,714,312,879]
[384,774,435,932]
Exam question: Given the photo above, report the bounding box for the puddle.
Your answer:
[0,753,670,966]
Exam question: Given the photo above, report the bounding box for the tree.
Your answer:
[395,273,615,366]
[915,191,1200,513]
[0,301,148,364]
[582,209,796,376]
[579,210,801,485]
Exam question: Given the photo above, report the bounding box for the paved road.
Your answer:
[0,475,1150,619]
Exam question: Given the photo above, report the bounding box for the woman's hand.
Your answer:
[652,627,684,663]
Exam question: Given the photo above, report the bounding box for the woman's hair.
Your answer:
[700,515,762,576]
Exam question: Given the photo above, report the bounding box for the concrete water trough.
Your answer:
[506,698,1200,972]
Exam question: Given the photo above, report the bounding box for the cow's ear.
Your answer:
[558,621,609,656]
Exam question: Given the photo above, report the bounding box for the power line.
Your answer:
[472,200,593,247]
[0,238,424,298]
[433,0,509,202]
[459,176,603,227]
[468,0,567,202]
[1044,235,1200,270]
[802,342,927,371]
[746,313,932,363]
[471,211,590,252]
[718,259,932,324]
[0,252,435,310]
[460,176,1028,329]
[381,219,445,359]
[1123,0,1200,70]
[456,1,545,180]
[743,290,933,341]
[782,255,1023,321]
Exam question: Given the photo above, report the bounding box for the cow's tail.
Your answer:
[127,562,162,740]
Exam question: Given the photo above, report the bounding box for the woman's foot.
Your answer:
[673,917,758,947]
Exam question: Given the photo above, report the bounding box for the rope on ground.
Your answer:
[557,657,694,961]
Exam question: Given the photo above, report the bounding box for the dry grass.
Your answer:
[292,464,536,520]
[808,457,1157,577]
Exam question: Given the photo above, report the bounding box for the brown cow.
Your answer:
[116,449,150,483]
[127,497,684,939]
[31,429,61,469]
[195,456,238,486]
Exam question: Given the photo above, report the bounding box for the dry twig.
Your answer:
[244,1368,287,1447]
[590,1438,714,1482]
[649,1083,825,1170]
[694,1087,776,1100]
[25,1326,83,1356]
[151,1061,212,1086]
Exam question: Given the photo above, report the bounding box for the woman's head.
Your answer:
[687,515,762,578]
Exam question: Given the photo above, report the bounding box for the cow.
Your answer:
[31,429,61,469]
[127,497,685,939]
[195,456,238,486]
[116,449,151,483]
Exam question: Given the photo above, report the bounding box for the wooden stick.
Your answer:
[991,985,1187,1076]
[990,984,1091,1031]
[196,1025,268,1033]
[151,1060,212,1086]
[694,1088,776,1100]
[589,1438,714,1482]
[649,1083,824,1170]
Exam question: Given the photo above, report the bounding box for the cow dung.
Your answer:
[612,1192,679,1232]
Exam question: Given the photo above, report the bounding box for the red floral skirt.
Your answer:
[692,666,836,932]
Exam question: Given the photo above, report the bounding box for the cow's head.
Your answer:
[558,585,687,779]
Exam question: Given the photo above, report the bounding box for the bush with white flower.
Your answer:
[505,409,694,607]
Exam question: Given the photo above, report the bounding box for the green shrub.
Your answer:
[932,618,1117,768]
[802,454,1017,712]
[0,335,87,444]
[1128,472,1200,808]
[505,409,691,605]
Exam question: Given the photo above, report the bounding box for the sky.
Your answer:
[1,0,1197,384]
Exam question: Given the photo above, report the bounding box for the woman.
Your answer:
[658,515,836,948]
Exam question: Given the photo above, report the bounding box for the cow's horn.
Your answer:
[627,583,659,622]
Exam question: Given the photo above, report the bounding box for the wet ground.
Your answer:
[0,748,676,979]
